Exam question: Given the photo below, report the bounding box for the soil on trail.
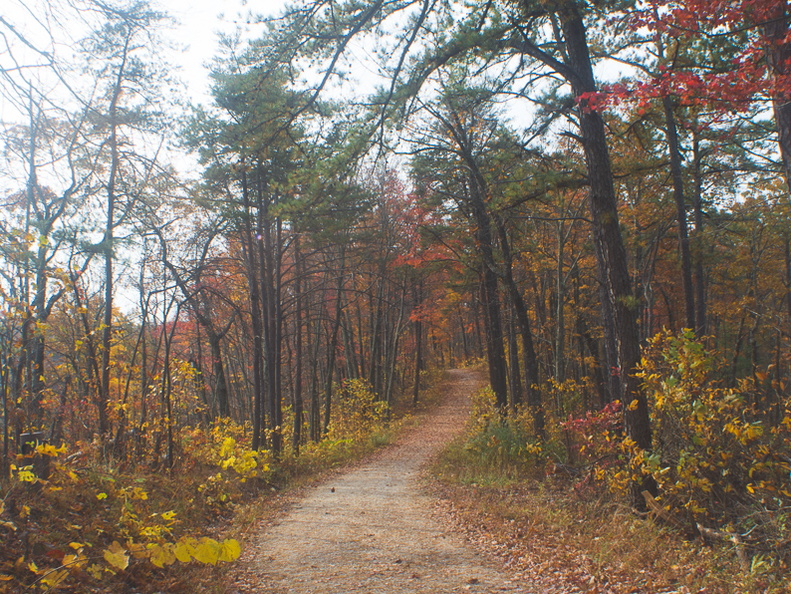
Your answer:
[229,369,532,594]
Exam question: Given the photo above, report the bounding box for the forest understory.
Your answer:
[218,368,784,594]
[4,0,791,592]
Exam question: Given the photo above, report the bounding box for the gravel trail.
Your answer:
[230,369,531,594]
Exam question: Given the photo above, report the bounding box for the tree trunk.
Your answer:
[452,127,509,411]
[476,222,509,411]
[209,331,230,418]
[1,352,9,484]
[324,248,346,434]
[412,283,424,406]
[663,96,696,331]
[555,1,655,505]
[507,306,523,410]
[764,4,791,188]
[494,216,544,433]
[293,235,304,452]
[241,170,266,450]
[555,221,566,384]
[691,130,707,336]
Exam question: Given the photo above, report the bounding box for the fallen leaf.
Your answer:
[103,541,129,570]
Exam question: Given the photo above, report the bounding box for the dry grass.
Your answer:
[429,435,790,594]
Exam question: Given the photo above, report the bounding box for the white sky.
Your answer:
[0,0,290,122]
[163,0,287,103]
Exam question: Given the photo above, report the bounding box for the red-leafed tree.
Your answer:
[611,0,791,185]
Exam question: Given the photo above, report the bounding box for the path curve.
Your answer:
[230,369,530,594]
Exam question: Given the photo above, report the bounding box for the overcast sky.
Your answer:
[0,0,289,121]
[164,0,288,102]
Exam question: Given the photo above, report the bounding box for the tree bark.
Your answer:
[546,2,655,506]
[293,235,304,452]
[557,3,651,446]
[241,170,266,450]
[663,96,696,331]
[473,204,509,412]
[764,4,791,188]
[494,216,544,433]
[323,248,346,435]
[412,280,424,406]
[691,130,707,336]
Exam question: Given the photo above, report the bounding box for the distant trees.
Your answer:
[2,0,791,528]
[0,0,177,457]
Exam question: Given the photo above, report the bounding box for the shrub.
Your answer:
[635,331,791,541]
[441,386,545,484]
[327,379,389,442]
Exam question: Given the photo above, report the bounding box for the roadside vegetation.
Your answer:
[433,336,791,594]
[4,0,791,592]
[0,376,412,593]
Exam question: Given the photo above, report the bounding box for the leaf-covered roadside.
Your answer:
[0,433,248,592]
[0,378,397,593]
[430,479,730,594]
[430,347,791,594]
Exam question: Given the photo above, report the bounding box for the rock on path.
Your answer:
[231,369,531,594]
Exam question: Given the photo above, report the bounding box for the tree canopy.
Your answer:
[2,0,791,590]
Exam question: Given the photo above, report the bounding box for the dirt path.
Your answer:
[229,369,531,594]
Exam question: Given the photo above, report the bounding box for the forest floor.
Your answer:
[226,368,535,594]
[218,368,760,594]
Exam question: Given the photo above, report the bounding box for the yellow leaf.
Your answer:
[147,543,176,568]
[191,538,220,565]
[41,569,68,588]
[0,574,12,580]
[87,564,103,579]
[68,542,84,550]
[27,562,38,574]
[96,493,107,500]
[126,541,149,560]
[19,506,29,519]
[102,541,129,571]
[173,539,193,563]
[218,539,241,563]
[35,443,66,457]
[161,510,176,522]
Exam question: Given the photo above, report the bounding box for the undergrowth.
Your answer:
[0,375,434,593]
[432,376,791,594]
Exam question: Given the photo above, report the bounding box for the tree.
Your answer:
[248,0,654,468]
[410,82,508,410]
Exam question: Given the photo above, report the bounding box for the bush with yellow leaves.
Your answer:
[633,330,791,556]
[182,418,272,507]
[0,438,241,592]
[327,379,389,442]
